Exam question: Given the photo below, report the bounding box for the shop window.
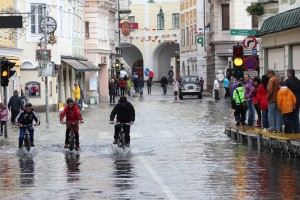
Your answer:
[26,82,41,97]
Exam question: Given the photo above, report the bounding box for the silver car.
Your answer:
[179,76,202,99]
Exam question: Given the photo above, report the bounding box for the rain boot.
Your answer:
[113,139,118,144]
[256,119,261,127]
[19,138,23,148]
[31,139,35,147]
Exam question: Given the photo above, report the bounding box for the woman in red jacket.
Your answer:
[257,75,269,129]
[119,79,126,96]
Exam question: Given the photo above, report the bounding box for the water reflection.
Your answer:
[0,159,13,188]
[113,156,135,192]
[65,153,81,183]
[19,158,35,187]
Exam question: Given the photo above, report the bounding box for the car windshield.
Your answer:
[181,77,199,84]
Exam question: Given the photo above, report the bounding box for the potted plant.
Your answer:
[246,3,264,15]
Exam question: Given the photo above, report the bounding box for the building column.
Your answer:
[70,68,76,98]
[262,48,268,75]
[65,65,71,99]
[59,63,65,103]
[284,44,293,70]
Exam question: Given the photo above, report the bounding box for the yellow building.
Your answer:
[0,0,23,100]
[119,1,180,81]
[180,0,206,86]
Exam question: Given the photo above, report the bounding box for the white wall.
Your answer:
[292,45,300,70]
[268,48,284,71]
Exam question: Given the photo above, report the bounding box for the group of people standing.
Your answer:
[231,69,300,134]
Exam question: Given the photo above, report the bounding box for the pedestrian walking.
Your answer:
[0,103,8,136]
[285,68,300,133]
[119,79,126,96]
[133,76,139,94]
[147,78,152,94]
[257,75,269,129]
[244,74,255,126]
[252,77,262,127]
[214,77,220,100]
[21,88,25,106]
[115,78,120,96]
[168,67,174,84]
[138,76,144,95]
[109,79,116,103]
[233,83,247,126]
[8,90,23,124]
[79,85,85,110]
[160,75,168,95]
[173,80,179,100]
[126,77,132,97]
[25,87,30,104]
[72,83,81,106]
[277,81,296,133]
[266,70,281,132]
[149,71,154,81]
[224,76,230,99]
[199,77,204,92]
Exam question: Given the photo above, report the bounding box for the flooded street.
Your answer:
[1,86,300,199]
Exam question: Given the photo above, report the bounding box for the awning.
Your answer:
[77,60,100,71]
[255,7,300,37]
[62,59,89,72]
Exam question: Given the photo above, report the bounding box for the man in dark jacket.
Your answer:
[285,68,300,133]
[8,90,23,123]
[109,79,116,103]
[110,96,135,146]
[161,75,168,95]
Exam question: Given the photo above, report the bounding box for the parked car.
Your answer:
[179,76,202,99]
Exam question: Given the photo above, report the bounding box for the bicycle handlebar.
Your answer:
[62,122,82,125]
[16,124,39,127]
[112,122,132,125]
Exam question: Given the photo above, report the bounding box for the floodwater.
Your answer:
[1,86,300,199]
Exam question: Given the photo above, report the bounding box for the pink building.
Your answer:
[84,0,117,102]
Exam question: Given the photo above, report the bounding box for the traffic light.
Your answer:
[176,56,180,64]
[115,59,120,68]
[1,60,16,87]
[232,45,244,79]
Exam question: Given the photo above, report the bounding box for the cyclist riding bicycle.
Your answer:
[60,98,84,151]
[15,103,40,148]
[110,96,135,147]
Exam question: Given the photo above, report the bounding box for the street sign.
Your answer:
[244,56,258,71]
[118,22,139,29]
[36,49,52,62]
[0,16,22,28]
[38,61,55,77]
[243,36,257,49]
[244,70,258,78]
[144,68,150,76]
[121,21,130,37]
[252,48,257,56]
[230,29,258,36]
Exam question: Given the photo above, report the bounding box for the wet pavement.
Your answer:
[1,86,300,199]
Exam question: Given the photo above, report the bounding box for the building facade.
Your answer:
[256,0,300,78]
[84,0,116,103]
[180,0,206,88]
[205,0,258,93]
[118,1,180,82]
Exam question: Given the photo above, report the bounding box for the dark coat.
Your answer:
[160,77,168,86]
[285,76,300,107]
[8,95,23,112]
[109,83,116,95]
[134,78,139,87]
[138,79,144,87]
[110,102,135,123]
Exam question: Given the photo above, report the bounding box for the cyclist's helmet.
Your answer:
[66,98,74,104]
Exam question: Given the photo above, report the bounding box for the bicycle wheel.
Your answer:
[25,134,31,152]
[120,133,126,149]
[69,130,75,151]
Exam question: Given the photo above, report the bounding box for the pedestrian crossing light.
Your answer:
[176,56,180,64]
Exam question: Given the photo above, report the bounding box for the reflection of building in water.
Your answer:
[233,146,247,199]
[19,158,35,187]
[65,153,81,183]
[113,159,135,192]
[0,159,13,188]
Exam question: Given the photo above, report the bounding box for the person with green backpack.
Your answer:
[126,77,132,97]
[233,83,247,126]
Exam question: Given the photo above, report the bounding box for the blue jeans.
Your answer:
[163,85,167,94]
[262,110,269,129]
[19,126,34,141]
[292,107,300,133]
[247,100,255,125]
[139,87,143,95]
[268,103,282,131]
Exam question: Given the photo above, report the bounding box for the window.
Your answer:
[172,13,179,29]
[186,27,189,46]
[85,21,90,38]
[128,16,135,23]
[31,4,45,34]
[252,15,258,28]
[157,9,164,30]
[221,4,230,30]
[181,28,185,47]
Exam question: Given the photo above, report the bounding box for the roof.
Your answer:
[77,60,99,71]
[61,59,88,72]
[255,7,300,37]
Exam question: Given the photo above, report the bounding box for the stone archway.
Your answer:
[152,42,179,81]
[120,43,143,77]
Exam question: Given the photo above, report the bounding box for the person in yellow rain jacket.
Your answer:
[277,81,296,133]
[72,83,81,105]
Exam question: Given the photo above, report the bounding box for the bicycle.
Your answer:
[114,122,131,149]
[63,122,80,151]
[17,124,38,152]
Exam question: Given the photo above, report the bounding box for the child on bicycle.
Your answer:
[60,98,84,151]
[110,96,135,147]
[15,103,40,148]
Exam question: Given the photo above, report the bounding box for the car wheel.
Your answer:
[179,94,183,100]
[198,93,202,99]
